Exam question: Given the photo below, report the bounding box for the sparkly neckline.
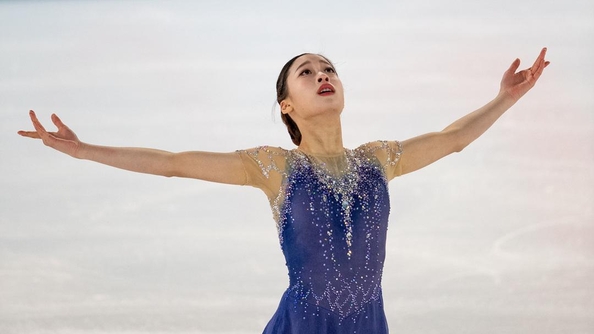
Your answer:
[295,148,346,158]
[294,148,360,258]
[294,148,352,180]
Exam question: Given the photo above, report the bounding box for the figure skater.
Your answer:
[18,48,549,333]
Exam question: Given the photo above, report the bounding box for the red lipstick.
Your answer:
[317,83,335,95]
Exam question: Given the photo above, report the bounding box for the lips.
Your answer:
[317,83,335,95]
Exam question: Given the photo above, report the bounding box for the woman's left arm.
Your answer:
[395,48,550,177]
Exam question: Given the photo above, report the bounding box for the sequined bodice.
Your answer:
[276,148,390,319]
[239,141,401,331]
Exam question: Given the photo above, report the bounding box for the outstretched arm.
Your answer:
[18,111,246,185]
[394,48,550,177]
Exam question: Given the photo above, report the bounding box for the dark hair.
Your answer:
[276,53,335,146]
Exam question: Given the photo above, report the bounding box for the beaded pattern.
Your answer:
[242,141,402,323]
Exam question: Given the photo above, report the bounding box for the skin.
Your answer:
[280,54,345,156]
[19,48,550,184]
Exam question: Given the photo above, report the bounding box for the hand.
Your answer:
[18,110,82,158]
[500,47,550,101]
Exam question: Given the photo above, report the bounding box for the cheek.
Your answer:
[335,82,345,98]
[332,78,343,91]
[290,83,312,103]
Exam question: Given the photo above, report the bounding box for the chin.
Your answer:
[317,105,344,117]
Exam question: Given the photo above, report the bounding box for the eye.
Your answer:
[325,67,336,74]
[299,69,312,76]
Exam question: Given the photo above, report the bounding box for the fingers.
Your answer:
[537,47,547,63]
[531,48,549,81]
[29,110,48,136]
[28,110,58,147]
[17,130,41,139]
[18,110,45,139]
[533,48,548,70]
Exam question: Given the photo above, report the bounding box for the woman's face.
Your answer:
[281,54,344,120]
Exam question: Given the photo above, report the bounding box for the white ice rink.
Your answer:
[1,1,593,333]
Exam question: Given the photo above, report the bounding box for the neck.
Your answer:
[297,115,344,155]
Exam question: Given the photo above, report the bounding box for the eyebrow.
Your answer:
[294,59,333,73]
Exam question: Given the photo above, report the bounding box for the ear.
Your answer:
[280,100,293,114]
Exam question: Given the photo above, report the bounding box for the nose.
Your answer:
[317,72,329,82]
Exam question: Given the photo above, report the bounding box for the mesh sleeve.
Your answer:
[357,140,403,180]
[236,146,289,198]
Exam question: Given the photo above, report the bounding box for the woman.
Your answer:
[19,48,549,333]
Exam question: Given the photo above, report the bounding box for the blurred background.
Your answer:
[1,0,592,333]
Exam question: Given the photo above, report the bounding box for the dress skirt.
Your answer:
[262,290,389,334]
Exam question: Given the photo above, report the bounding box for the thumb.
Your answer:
[506,58,521,75]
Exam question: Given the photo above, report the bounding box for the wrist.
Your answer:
[495,90,519,107]
[74,142,89,160]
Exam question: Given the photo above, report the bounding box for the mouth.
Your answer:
[317,83,335,96]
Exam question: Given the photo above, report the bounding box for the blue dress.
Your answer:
[240,141,402,334]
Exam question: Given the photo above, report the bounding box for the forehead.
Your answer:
[291,54,332,70]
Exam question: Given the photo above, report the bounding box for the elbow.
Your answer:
[452,141,467,153]
[162,153,182,178]
[442,128,468,153]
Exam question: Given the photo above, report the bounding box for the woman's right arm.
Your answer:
[18,110,246,185]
